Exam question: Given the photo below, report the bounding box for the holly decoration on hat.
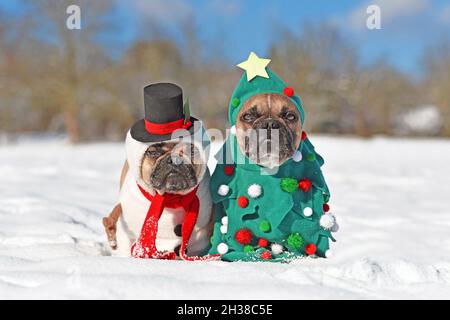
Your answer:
[208,52,336,262]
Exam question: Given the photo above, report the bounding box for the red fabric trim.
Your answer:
[144,118,192,135]
[131,184,219,261]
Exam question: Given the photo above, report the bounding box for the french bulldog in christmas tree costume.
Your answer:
[103,83,219,261]
[209,52,338,262]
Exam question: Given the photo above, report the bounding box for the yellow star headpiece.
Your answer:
[237,52,271,81]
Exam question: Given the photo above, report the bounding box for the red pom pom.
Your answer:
[261,250,272,260]
[235,228,252,245]
[298,178,312,192]
[283,86,294,97]
[224,166,234,176]
[301,131,307,141]
[305,243,317,255]
[323,203,330,212]
[237,196,249,208]
[258,238,268,247]
[182,120,192,129]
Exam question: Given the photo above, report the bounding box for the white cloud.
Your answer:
[343,0,430,32]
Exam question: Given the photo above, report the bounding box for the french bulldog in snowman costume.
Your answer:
[103,83,219,261]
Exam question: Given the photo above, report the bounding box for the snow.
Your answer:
[1,136,450,299]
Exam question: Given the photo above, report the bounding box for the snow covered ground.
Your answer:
[1,136,450,299]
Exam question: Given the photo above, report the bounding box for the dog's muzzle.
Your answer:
[150,154,198,192]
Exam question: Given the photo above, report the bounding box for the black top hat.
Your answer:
[130,83,198,142]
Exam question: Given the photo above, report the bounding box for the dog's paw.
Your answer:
[109,240,117,250]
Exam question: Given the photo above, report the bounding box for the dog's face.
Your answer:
[235,93,302,168]
[140,142,205,194]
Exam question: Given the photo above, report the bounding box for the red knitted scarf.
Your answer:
[131,184,219,261]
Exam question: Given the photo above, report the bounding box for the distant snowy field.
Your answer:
[1,136,450,299]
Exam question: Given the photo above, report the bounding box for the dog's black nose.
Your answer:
[260,119,280,130]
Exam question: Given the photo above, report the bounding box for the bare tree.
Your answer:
[422,39,450,136]
[27,0,117,143]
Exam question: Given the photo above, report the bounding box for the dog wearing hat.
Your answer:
[103,83,219,261]
[208,53,337,262]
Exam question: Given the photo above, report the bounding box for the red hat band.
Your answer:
[144,118,192,135]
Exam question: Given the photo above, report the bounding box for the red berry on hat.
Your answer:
[301,131,307,141]
[235,228,252,245]
[182,120,192,129]
[258,238,268,247]
[261,250,272,260]
[237,196,249,208]
[298,178,312,192]
[283,86,294,97]
[323,203,330,212]
[305,243,317,255]
[224,166,234,176]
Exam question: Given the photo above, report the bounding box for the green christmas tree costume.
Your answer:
[208,55,337,262]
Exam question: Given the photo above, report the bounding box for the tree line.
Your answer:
[1,0,449,143]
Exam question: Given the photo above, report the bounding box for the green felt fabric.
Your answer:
[228,68,305,125]
[208,67,333,262]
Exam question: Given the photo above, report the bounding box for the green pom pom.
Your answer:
[231,97,240,107]
[306,153,316,162]
[244,245,254,253]
[259,220,271,232]
[286,233,304,251]
[280,177,298,193]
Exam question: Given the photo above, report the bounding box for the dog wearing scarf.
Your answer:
[103,83,219,261]
[209,52,338,262]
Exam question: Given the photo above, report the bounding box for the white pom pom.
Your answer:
[220,225,228,234]
[247,184,262,198]
[292,150,303,162]
[230,125,236,135]
[217,243,229,255]
[325,249,333,258]
[271,243,283,255]
[303,207,313,217]
[217,184,230,196]
[331,223,339,233]
[221,216,228,225]
[320,213,336,230]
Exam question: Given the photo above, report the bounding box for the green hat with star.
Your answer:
[228,52,305,126]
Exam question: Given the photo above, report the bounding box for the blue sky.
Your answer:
[2,0,450,76]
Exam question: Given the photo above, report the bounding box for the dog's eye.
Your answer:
[283,112,297,122]
[146,150,163,158]
[242,113,256,123]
